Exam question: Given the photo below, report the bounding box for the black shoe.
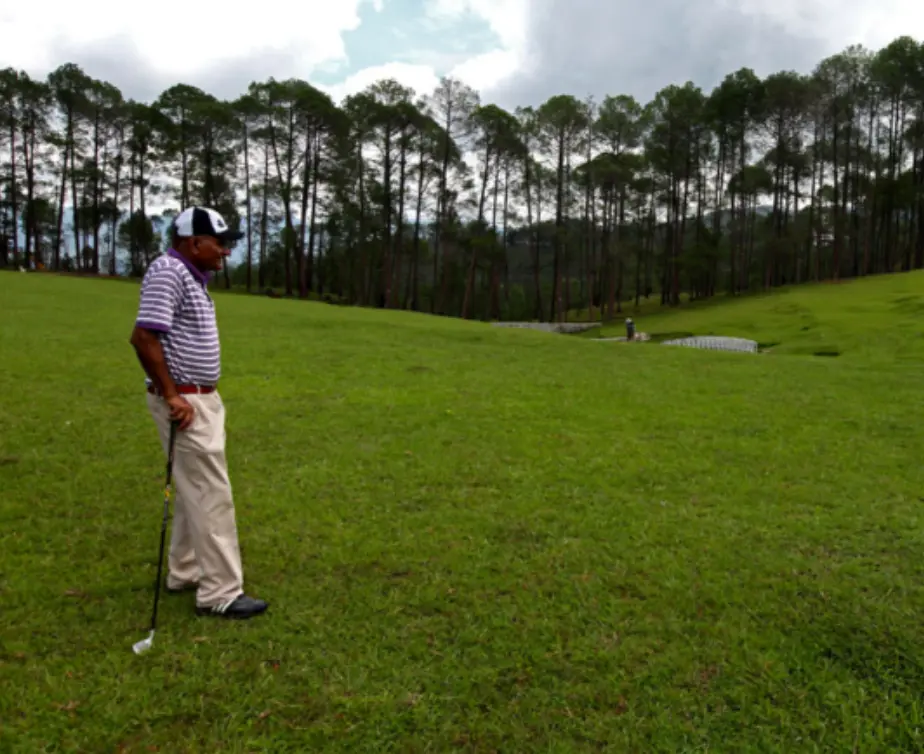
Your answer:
[195,594,268,619]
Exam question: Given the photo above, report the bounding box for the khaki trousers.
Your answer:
[146,390,244,609]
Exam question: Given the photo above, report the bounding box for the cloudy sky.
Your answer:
[2,0,923,110]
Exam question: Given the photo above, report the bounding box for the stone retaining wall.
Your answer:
[661,336,759,353]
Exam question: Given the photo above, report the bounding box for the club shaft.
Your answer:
[148,421,178,634]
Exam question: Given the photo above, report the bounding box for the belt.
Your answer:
[147,384,216,396]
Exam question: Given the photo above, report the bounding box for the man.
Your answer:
[130,206,267,620]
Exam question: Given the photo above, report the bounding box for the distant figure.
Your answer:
[129,206,268,620]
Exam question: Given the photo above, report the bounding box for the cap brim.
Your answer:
[216,231,244,243]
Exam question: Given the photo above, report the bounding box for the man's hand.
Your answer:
[166,394,195,430]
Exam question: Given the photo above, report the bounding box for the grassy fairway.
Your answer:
[4,271,924,752]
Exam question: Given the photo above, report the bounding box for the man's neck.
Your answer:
[167,247,210,285]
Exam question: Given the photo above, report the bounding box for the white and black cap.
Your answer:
[173,206,243,243]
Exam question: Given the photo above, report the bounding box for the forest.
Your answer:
[2,35,924,322]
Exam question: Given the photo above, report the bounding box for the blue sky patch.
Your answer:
[312,0,501,85]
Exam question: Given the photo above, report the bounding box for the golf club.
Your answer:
[133,419,178,655]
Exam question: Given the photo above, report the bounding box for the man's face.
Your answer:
[191,235,230,272]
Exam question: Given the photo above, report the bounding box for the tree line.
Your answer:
[2,36,924,322]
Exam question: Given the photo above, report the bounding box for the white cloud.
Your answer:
[729,0,924,52]
[319,62,441,103]
[318,51,523,109]
[1,0,366,78]
[450,49,520,94]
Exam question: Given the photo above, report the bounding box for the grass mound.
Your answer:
[3,271,924,751]
[594,271,924,364]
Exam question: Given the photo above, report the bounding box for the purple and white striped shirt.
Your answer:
[135,249,221,386]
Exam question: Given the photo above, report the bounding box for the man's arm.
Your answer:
[129,325,178,397]
[131,264,195,430]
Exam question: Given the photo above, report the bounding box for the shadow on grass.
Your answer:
[647,331,696,343]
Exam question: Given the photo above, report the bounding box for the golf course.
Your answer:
[4,269,924,752]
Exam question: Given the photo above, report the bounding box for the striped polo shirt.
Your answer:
[135,249,221,387]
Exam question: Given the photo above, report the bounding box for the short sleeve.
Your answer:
[135,263,183,333]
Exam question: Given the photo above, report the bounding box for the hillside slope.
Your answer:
[593,271,924,363]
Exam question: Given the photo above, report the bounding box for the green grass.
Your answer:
[4,270,924,751]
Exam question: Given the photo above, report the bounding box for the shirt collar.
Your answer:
[167,248,210,286]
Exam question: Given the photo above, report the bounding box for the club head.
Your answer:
[132,630,155,655]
